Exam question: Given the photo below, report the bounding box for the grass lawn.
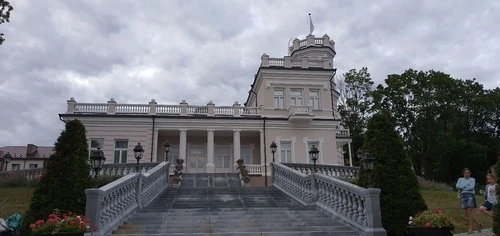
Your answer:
[0,187,34,219]
[421,189,493,233]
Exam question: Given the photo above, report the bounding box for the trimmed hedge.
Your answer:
[360,112,427,235]
[21,120,92,235]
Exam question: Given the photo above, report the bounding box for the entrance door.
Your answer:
[215,145,232,173]
[188,146,206,173]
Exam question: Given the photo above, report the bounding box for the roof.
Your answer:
[0,145,55,159]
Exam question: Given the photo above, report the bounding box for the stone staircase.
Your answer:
[112,173,359,236]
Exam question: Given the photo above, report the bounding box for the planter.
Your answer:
[407,227,452,236]
[32,233,85,236]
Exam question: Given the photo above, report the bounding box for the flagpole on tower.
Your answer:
[309,13,315,36]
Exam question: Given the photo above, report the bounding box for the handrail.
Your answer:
[85,161,171,236]
[283,163,359,182]
[271,163,385,236]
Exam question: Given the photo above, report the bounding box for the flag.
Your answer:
[309,13,315,35]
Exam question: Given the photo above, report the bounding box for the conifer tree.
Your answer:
[360,112,427,235]
[22,119,91,234]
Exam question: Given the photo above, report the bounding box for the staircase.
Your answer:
[112,174,359,236]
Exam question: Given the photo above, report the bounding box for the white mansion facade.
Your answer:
[59,34,352,175]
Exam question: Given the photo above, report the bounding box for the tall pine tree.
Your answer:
[22,119,91,234]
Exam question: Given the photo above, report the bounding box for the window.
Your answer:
[290,89,303,106]
[167,145,179,164]
[215,146,230,168]
[89,138,104,157]
[241,146,253,165]
[309,90,320,109]
[114,140,128,163]
[29,164,38,169]
[11,164,20,171]
[307,141,320,164]
[280,141,293,163]
[273,89,285,109]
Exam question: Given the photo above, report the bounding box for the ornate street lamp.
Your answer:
[270,141,277,162]
[308,145,319,173]
[4,152,12,172]
[89,147,106,178]
[164,142,171,162]
[134,143,144,172]
[358,150,376,187]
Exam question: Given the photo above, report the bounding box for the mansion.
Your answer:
[59,34,353,175]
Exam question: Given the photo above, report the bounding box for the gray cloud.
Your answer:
[0,0,499,146]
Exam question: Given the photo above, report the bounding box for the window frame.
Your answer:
[290,89,304,106]
[308,89,321,110]
[273,88,286,109]
[114,139,129,164]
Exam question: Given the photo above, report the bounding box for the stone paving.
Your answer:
[454,228,494,236]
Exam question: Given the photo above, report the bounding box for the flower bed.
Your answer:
[30,210,93,235]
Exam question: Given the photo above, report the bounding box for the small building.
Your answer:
[1,144,54,171]
[59,33,353,176]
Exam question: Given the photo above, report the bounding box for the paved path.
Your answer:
[454,228,494,236]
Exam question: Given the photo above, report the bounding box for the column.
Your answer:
[179,129,187,162]
[152,129,159,162]
[233,129,241,162]
[206,129,215,173]
[348,141,353,167]
[259,130,265,175]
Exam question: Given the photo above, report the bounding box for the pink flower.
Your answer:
[425,222,431,227]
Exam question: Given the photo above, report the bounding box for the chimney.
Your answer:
[27,144,38,157]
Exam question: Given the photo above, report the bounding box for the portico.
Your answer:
[156,129,264,174]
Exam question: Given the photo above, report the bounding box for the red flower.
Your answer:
[30,224,36,229]
[425,222,431,227]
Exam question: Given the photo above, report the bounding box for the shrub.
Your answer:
[21,119,92,235]
[360,112,427,235]
[0,173,39,188]
[30,209,92,234]
[408,209,454,230]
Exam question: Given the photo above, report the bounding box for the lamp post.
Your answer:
[89,147,106,178]
[308,145,319,173]
[134,143,144,172]
[359,150,375,187]
[3,152,12,172]
[270,141,277,162]
[164,142,171,162]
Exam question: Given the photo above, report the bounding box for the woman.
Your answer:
[456,168,482,234]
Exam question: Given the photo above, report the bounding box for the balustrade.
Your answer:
[115,104,150,113]
[157,105,182,114]
[336,129,350,137]
[85,161,171,236]
[75,103,108,113]
[272,163,385,236]
[283,163,359,182]
[245,164,263,175]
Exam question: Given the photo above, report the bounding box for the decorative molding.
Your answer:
[266,81,329,91]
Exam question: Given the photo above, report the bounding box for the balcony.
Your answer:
[65,98,262,117]
[287,105,314,123]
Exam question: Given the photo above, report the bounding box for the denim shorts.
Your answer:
[482,201,494,211]
[460,193,477,209]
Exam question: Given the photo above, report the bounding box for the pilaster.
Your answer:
[206,129,215,173]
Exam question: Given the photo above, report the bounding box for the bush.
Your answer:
[94,175,121,188]
[360,112,427,235]
[21,120,92,235]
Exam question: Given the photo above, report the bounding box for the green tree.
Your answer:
[0,0,13,45]
[337,67,374,165]
[360,112,427,236]
[22,120,92,234]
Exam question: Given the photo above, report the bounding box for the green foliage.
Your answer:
[371,69,499,186]
[361,112,427,236]
[21,119,92,235]
[0,0,14,45]
[93,175,121,188]
[409,209,454,230]
[337,67,374,165]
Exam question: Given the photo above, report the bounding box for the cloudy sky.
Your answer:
[0,0,499,147]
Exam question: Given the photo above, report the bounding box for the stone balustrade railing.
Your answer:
[245,164,264,175]
[271,163,385,236]
[283,163,359,182]
[261,55,333,69]
[66,98,262,117]
[288,105,312,116]
[85,161,171,236]
[3,163,160,179]
[336,129,350,137]
[288,34,335,55]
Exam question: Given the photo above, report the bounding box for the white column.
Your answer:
[179,129,187,161]
[260,130,265,175]
[207,129,215,173]
[348,141,353,167]
[152,129,159,162]
[233,130,241,162]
